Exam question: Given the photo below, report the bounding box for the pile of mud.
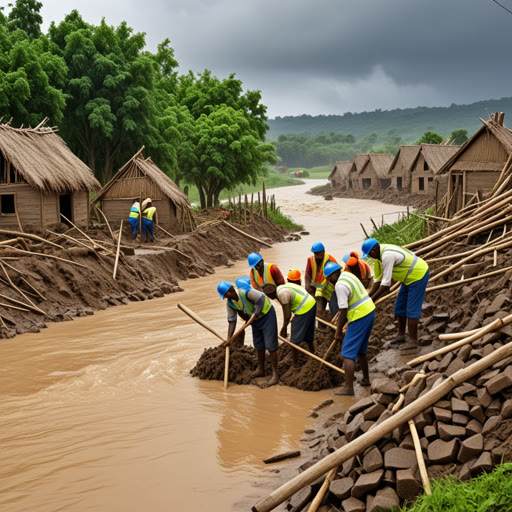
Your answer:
[310,184,433,211]
[191,327,346,391]
[0,217,289,339]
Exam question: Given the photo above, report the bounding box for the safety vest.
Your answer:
[309,253,331,288]
[374,244,428,285]
[129,202,140,219]
[251,262,275,290]
[337,272,375,323]
[228,288,271,318]
[143,206,156,220]
[277,283,316,315]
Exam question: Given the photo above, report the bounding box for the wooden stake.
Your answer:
[306,466,338,512]
[113,219,123,280]
[177,303,225,343]
[251,340,512,512]
[95,206,115,242]
[408,419,431,495]
[316,317,337,330]
[0,229,63,249]
[2,247,89,268]
[157,224,176,239]
[224,347,230,390]
[221,220,272,247]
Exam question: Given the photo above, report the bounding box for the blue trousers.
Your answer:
[129,217,139,236]
[142,218,154,238]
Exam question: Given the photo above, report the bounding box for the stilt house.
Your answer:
[0,121,100,229]
[437,113,512,216]
[389,145,421,191]
[410,144,460,195]
[328,161,352,188]
[93,149,195,233]
[358,153,393,190]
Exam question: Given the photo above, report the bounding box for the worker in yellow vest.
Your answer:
[263,269,317,368]
[217,281,279,387]
[141,198,157,243]
[128,200,141,240]
[305,242,338,315]
[324,261,375,396]
[362,238,429,355]
[248,252,285,292]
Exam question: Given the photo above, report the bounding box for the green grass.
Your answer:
[288,165,332,179]
[369,206,435,246]
[185,170,304,205]
[402,463,512,512]
[266,206,304,231]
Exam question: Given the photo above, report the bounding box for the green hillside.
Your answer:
[267,97,512,142]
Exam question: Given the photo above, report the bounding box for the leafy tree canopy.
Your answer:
[415,130,444,145]
[449,128,469,145]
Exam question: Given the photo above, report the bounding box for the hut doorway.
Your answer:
[59,194,72,224]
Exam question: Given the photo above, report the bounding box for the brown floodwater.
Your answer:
[0,180,405,511]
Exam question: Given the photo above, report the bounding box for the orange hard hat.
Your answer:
[287,268,301,281]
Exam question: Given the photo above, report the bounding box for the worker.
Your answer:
[263,269,317,368]
[128,200,141,240]
[362,238,429,354]
[324,261,375,396]
[217,281,279,387]
[248,253,285,293]
[305,242,338,314]
[141,198,157,243]
[286,268,302,286]
[331,252,373,317]
[226,277,252,348]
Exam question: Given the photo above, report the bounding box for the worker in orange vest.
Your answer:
[305,242,338,315]
[248,253,285,293]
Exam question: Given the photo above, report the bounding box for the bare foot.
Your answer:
[360,378,371,387]
[252,368,265,378]
[262,374,279,388]
[400,342,419,354]
[334,387,354,396]
[388,334,406,344]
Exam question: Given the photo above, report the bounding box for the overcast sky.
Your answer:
[33,0,512,118]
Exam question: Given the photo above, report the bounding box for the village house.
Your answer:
[0,121,100,229]
[94,148,195,233]
[348,154,369,190]
[328,161,352,188]
[357,153,393,190]
[388,145,421,192]
[437,113,512,216]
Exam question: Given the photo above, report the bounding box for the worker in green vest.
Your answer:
[263,269,317,368]
[128,200,141,240]
[141,198,157,243]
[324,261,376,396]
[217,281,279,387]
[362,238,429,355]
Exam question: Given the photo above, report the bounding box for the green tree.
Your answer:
[415,130,444,145]
[7,0,43,39]
[449,128,468,145]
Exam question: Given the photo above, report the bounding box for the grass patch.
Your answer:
[185,170,303,204]
[403,463,512,512]
[289,165,332,179]
[369,206,435,246]
[266,206,304,231]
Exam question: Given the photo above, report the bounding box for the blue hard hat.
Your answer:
[235,277,251,290]
[342,253,350,264]
[311,242,325,253]
[323,261,342,277]
[248,252,263,268]
[361,238,379,259]
[217,281,233,299]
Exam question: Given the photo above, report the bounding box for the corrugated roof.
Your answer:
[0,123,100,192]
[420,144,461,174]
[389,145,421,175]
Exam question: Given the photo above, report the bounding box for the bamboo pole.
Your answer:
[251,340,512,512]
[113,220,123,280]
[306,466,338,512]
[439,327,481,341]
[0,301,29,312]
[0,260,46,301]
[224,347,230,390]
[407,313,512,367]
[322,338,337,360]
[490,153,512,196]
[278,335,344,375]
[316,317,336,330]
[221,221,272,248]
[60,214,112,253]
[95,206,115,242]
[0,292,42,312]
[1,247,89,268]
[14,195,23,233]
[408,419,431,495]
[177,303,225,343]
[0,229,63,249]
[157,225,176,239]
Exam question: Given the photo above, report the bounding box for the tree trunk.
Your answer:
[196,183,206,210]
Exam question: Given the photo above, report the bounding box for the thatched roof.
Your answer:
[438,116,512,176]
[417,144,461,174]
[352,154,369,173]
[94,149,192,214]
[329,161,352,182]
[359,153,393,179]
[388,145,421,175]
[0,123,100,192]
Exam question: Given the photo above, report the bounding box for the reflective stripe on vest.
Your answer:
[337,272,375,323]
[310,253,330,288]
[229,288,271,318]
[252,262,275,290]
[277,283,316,315]
[378,244,428,285]
[144,207,156,220]
[129,203,140,219]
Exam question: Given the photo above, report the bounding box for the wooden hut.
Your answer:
[328,161,352,188]
[0,121,100,229]
[358,153,393,190]
[389,145,421,191]
[94,149,195,233]
[348,154,368,190]
[437,113,512,216]
[410,144,460,195]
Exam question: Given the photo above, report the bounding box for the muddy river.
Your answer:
[0,180,404,511]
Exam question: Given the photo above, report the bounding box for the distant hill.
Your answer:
[267,97,512,142]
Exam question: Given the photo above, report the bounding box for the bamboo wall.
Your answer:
[103,166,167,200]
[72,190,89,227]
[461,131,508,163]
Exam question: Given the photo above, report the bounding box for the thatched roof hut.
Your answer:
[328,161,352,188]
[348,154,369,189]
[358,153,393,189]
[437,113,512,216]
[0,121,100,228]
[94,148,195,233]
[389,145,421,191]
